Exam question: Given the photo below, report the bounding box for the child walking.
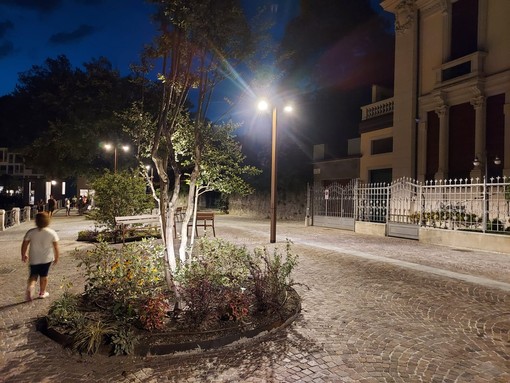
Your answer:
[21,212,60,301]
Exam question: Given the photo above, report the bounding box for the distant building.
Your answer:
[312,139,361,185]
[0,147,67,206]
[359,0,510,183]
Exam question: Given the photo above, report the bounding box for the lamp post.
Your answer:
[104,143,129,173]
[473,152,501,232]
[258,100,293,243]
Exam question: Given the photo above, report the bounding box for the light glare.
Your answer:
[258,100,269,111]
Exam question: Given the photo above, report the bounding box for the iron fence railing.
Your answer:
[313,177,510,234]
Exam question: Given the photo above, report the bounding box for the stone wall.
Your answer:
[228,190,307,221]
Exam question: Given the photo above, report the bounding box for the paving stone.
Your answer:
[1,213,510,381]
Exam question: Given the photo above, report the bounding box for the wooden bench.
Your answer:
[115,214,161,243]
[187,211,215,237]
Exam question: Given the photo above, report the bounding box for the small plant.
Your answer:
[47,291,82,328]
[221,288,251,322]
[488,218,504,231]
[248,240,298,313]
[138,294,170,331]
[72,319,115,355]
[176,265,222,327]
[109,325,138,355]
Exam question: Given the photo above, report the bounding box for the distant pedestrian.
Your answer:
[37,199,44,213]
[21,212,60,301]
[65,198,71,216]
[47,195,56,217]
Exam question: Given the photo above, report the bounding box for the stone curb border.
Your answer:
[36,290,301,357]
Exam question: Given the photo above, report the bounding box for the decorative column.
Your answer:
[416,115,428,182]
[434,94,449,180]
[390,0,419,179]
[470,88,486,179]
[0,210,5,231]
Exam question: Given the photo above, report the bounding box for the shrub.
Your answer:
[138,294,170,331]
[247,240,298,313]
[175,238,298,327]
[88,170,154,230]
[76,239,167,321]
[47,291,83,329]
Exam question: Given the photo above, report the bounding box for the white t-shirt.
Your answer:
[23,227,59,265]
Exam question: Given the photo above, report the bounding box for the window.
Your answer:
[370,168,392,184]
[451,0,478,60]
[371,137,393,155]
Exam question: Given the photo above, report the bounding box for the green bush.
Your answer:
[247,241,298,313]
[76,239,167,321]
[175,238,298,328]
[88,170,155,229]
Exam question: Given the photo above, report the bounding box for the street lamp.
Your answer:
[257,99,293,243]
[473,152,501,232]
[104,143,130,173]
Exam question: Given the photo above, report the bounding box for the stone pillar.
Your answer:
[416,117,428,182]
[24,206,31,222]
[435,104,449,180]
[0,210,5,231]
[470,94,486,179]
[13,207,20,226]
[389,0,419,180]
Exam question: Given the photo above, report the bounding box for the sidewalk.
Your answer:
[1,212,509,382]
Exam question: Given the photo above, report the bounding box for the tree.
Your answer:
[183,120,261,250]
[129,0,257,285]
[89,171,154,230]
[2,56,142,178]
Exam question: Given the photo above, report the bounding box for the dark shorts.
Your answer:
[29,262,52,278]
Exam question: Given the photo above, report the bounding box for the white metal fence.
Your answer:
[314,177,510,234]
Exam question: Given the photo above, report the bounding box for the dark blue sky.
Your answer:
[0,0,306,98]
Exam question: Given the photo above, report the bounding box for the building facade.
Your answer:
[359,0,510,183]
[0,147,67,207]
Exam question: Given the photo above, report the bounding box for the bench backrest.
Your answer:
[115,214,160,225]
[196,212,214,220]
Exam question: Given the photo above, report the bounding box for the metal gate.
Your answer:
[387,178,420,239]
[312,180,356,230]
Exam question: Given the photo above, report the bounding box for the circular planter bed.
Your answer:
[36,288,301,356]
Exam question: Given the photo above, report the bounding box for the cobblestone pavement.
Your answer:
[1,212,509,382]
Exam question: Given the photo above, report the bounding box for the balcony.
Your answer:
[435,51,487,88]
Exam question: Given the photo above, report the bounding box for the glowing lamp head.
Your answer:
[257,100,269,111]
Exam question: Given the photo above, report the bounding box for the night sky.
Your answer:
[0,0,302,98]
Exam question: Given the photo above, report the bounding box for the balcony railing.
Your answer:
[361,98,394,121]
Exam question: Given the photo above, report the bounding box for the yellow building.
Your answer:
[360,0,510,183]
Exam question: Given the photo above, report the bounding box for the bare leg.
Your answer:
[26,275,38,301]
[39,276,48,295]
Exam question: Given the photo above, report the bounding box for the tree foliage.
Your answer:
[89,171,154,229]
[0,55,142,178]
[129,0,258,274]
